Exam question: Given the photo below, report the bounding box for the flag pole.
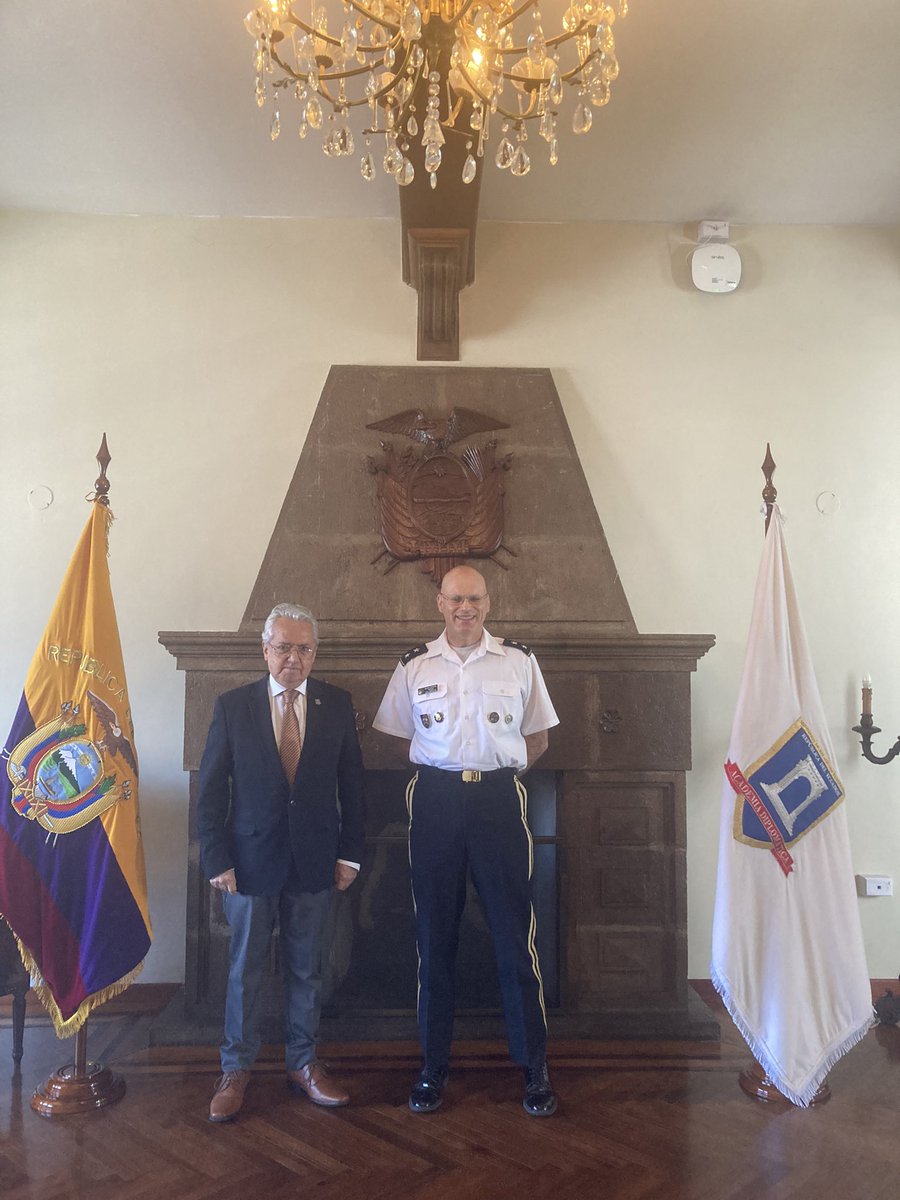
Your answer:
[31,437,127,1118]
[736,446,832,1107]
[761,443,776,534]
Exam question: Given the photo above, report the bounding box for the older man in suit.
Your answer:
[197,601,366,1122]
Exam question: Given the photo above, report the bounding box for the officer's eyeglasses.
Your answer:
[440,593,488,606]
[269,642,316,658]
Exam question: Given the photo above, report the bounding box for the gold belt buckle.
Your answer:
[461,769,481,783]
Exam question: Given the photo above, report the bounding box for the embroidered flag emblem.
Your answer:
[727,719,843,875]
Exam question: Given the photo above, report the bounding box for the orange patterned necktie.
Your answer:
[279,689,302,782]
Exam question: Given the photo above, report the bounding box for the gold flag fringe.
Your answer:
[3,915,145,1039]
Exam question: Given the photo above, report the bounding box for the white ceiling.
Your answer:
[2,0,900,225]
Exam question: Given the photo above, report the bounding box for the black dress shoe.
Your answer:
[409,1065,449,1113]
[523,1063,557,1117]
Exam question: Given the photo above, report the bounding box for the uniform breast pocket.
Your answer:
[482,681,521,730]
[412,682,449,732]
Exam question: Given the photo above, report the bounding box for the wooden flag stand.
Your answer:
[739,1059,830,1106]
[735,446,832,1109]
[30,438,127,1119]
[32,1018,126,1117]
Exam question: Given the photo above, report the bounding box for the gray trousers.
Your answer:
[221,886,334,1072]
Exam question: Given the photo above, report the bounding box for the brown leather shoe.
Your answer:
[208,1070,250,1122]
[287,1062,350,1107]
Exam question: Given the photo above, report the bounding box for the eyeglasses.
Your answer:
[268,642,317,658]
[440,593,488,606]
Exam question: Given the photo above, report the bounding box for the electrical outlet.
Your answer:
[855,874,894,897]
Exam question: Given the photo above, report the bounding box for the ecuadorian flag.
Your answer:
[0,499,151,1036]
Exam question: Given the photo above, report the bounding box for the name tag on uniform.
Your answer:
[417,684,440,696]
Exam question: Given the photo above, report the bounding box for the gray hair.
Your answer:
[262,602,319,645]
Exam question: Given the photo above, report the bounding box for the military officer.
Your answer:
[373,565,560,1117]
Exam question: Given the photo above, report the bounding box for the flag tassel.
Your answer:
[711,965,874,1107]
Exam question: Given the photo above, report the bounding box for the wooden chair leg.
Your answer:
[11,991,26,1064]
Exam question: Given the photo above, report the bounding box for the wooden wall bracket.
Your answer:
[406,227,470,361]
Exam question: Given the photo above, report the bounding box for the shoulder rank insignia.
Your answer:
[502,637,533,656]
[401,644,428,665]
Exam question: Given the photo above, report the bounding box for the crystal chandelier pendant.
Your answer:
[305,96,323,130]
[401,3,422,42]
[384,139,403,175]
[510,144,531,176]
[424,145,442,173]
[572,100,593,134]
[495,134,514,169]
[340,22,359,59]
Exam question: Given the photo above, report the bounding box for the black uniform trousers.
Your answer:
[406,765,548,1071]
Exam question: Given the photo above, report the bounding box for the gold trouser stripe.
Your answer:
[406,772,421,1020]
[514,775,547,1029]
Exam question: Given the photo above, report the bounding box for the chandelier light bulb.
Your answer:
[244,0,632,187]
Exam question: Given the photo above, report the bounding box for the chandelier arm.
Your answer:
[342,0,401,35]
[271,41,412,90]
[558,47,603,82]
[284,14,342,50]
[497,0,542,30]
[500,20,597,56]
[446,0,481,26]
[501,43,604,89]
[493,92,539,120]
[451,60,539,122]
[360,60,421,109]
[452,61,496,111]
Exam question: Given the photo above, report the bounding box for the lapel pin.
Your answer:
[314,698,322,706]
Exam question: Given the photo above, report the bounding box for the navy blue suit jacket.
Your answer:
[196,675,366,896]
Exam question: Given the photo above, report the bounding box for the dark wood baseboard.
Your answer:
[3,978,896,1023]
[0,982,179,1020]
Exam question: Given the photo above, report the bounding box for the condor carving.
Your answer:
[366,407,513,582]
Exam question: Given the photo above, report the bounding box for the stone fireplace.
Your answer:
[158,366,715,1043]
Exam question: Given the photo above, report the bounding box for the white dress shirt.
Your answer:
[373,629,559,771]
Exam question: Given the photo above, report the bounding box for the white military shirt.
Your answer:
[373,628,559,771]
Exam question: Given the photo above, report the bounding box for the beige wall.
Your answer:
[2,210,899,982]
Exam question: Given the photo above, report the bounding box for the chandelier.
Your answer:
[244,0,631,189]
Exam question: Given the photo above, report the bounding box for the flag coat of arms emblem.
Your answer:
[711,505,872,1105]
[0,500,151,1036]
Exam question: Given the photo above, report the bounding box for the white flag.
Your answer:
[711,505,872,1106]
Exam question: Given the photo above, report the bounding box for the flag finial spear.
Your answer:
[93,434,111,507]
[762,443,777,534]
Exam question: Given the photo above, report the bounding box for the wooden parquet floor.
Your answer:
[0,990,897,1200]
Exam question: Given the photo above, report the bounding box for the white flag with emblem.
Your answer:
[711,504,872,1105]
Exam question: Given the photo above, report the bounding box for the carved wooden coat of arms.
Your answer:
[366,407,513,582]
